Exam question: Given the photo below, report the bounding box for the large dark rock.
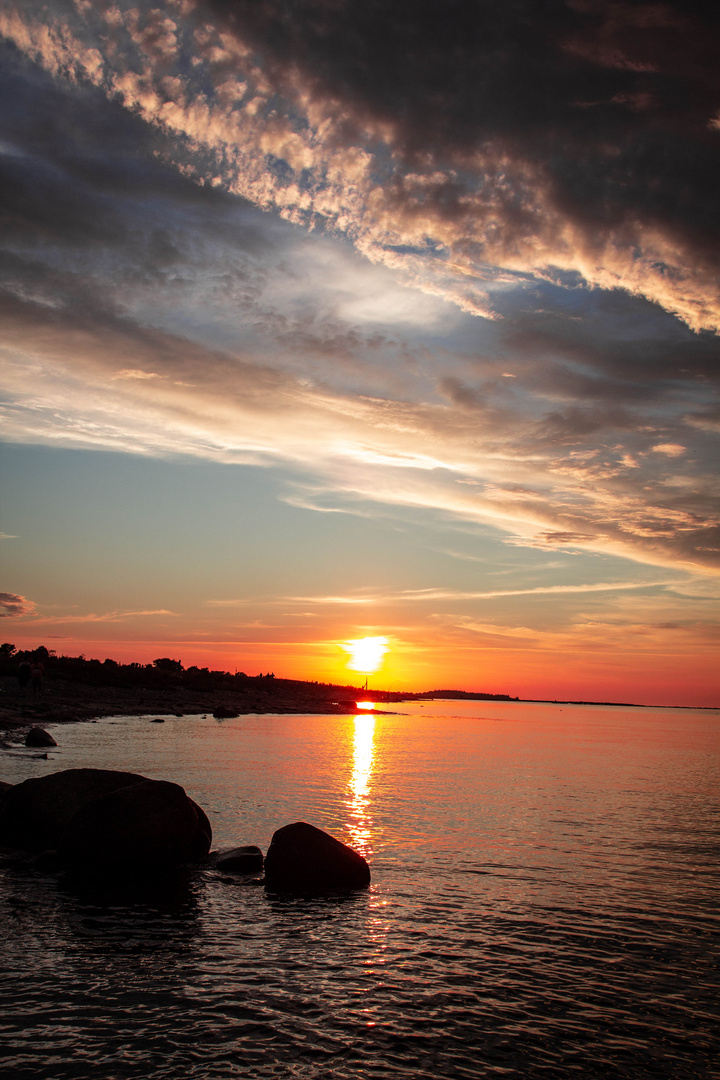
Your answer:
[0,768,211,871]
[25,727,57,748]
[60,779,211,870]
[264,822,370,893]
[0,768,148,851]
[189,799,212,854]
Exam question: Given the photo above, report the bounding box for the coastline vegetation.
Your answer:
[0,643,516,734]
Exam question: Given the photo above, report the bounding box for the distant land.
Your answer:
[0,644,516,734]
[0,646,712,735]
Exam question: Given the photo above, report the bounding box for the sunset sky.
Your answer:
[1,0,718,706]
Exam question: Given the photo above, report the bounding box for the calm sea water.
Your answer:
[1,700,718,1079]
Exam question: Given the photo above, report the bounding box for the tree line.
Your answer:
[0,644,277,692]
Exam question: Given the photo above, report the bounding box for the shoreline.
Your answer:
[2,676,714,743]
[0,675,359,743]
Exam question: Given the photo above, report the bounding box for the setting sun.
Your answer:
[343,636,389,674]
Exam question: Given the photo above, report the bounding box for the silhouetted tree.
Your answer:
[153,658,183,672]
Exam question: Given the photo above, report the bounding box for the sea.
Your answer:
[0,699,718,1079]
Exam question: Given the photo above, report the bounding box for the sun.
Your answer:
[343,636,389,674]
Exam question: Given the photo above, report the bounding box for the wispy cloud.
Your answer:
[283,580,679,607]
[26,609,178,625]
[284,594,378,606]
[0,591,36,617]
[396,581,679,602]
[204,599,252,608]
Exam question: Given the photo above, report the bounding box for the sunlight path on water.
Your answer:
[345,713,375,856]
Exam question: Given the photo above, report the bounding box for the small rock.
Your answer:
[212,707,239,719]
[206,845,264,873]
[151,718,165,723]
[34,849,63,872]
[25,727,57,748]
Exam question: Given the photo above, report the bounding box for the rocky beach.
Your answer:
[0,673,375,747]
[0,646,517,748]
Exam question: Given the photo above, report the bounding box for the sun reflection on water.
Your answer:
[346,713,376,856]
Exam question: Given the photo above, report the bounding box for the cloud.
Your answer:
[26,608,177,625]
[0,1,718,581]
[1,269,718,572]
[3,0,720,329]
[284,594,378,607]
[284,579,677,606]
[0,591,36,616]
[113,369,164,380]
[651,443,686,457]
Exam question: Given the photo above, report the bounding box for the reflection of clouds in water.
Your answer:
[346,714,375,856]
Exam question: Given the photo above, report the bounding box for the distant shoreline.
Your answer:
[1,674,715,744]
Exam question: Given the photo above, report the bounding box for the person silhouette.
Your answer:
[30,658,44,697]
[17,659,32,694]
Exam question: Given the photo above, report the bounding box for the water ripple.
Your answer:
[1,704,719,1077]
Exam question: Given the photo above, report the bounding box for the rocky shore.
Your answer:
[0,674,375,745]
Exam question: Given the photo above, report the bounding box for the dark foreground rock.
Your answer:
[60,779,210,870]
[189,798,212,853]
[205,845,264,873]
[0,768,147,851]
[0,768,211,872]
[25,727,57,748]
[264,822,370,893]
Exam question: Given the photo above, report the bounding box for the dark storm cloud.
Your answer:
[202,0,718,150]
[0,38,253,259]
[200,0,720,324]
[4,0,716,324]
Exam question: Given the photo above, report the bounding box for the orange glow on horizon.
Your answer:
[5,631,718,708]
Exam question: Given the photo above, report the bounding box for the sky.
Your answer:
[0,0,718,706]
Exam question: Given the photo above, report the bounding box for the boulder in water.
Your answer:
[0,768,212,872]
[59,778,211,870]
[189,798,212,854]
[25,727,57,748]
[264,821,370,893]
[0,768,148,851]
